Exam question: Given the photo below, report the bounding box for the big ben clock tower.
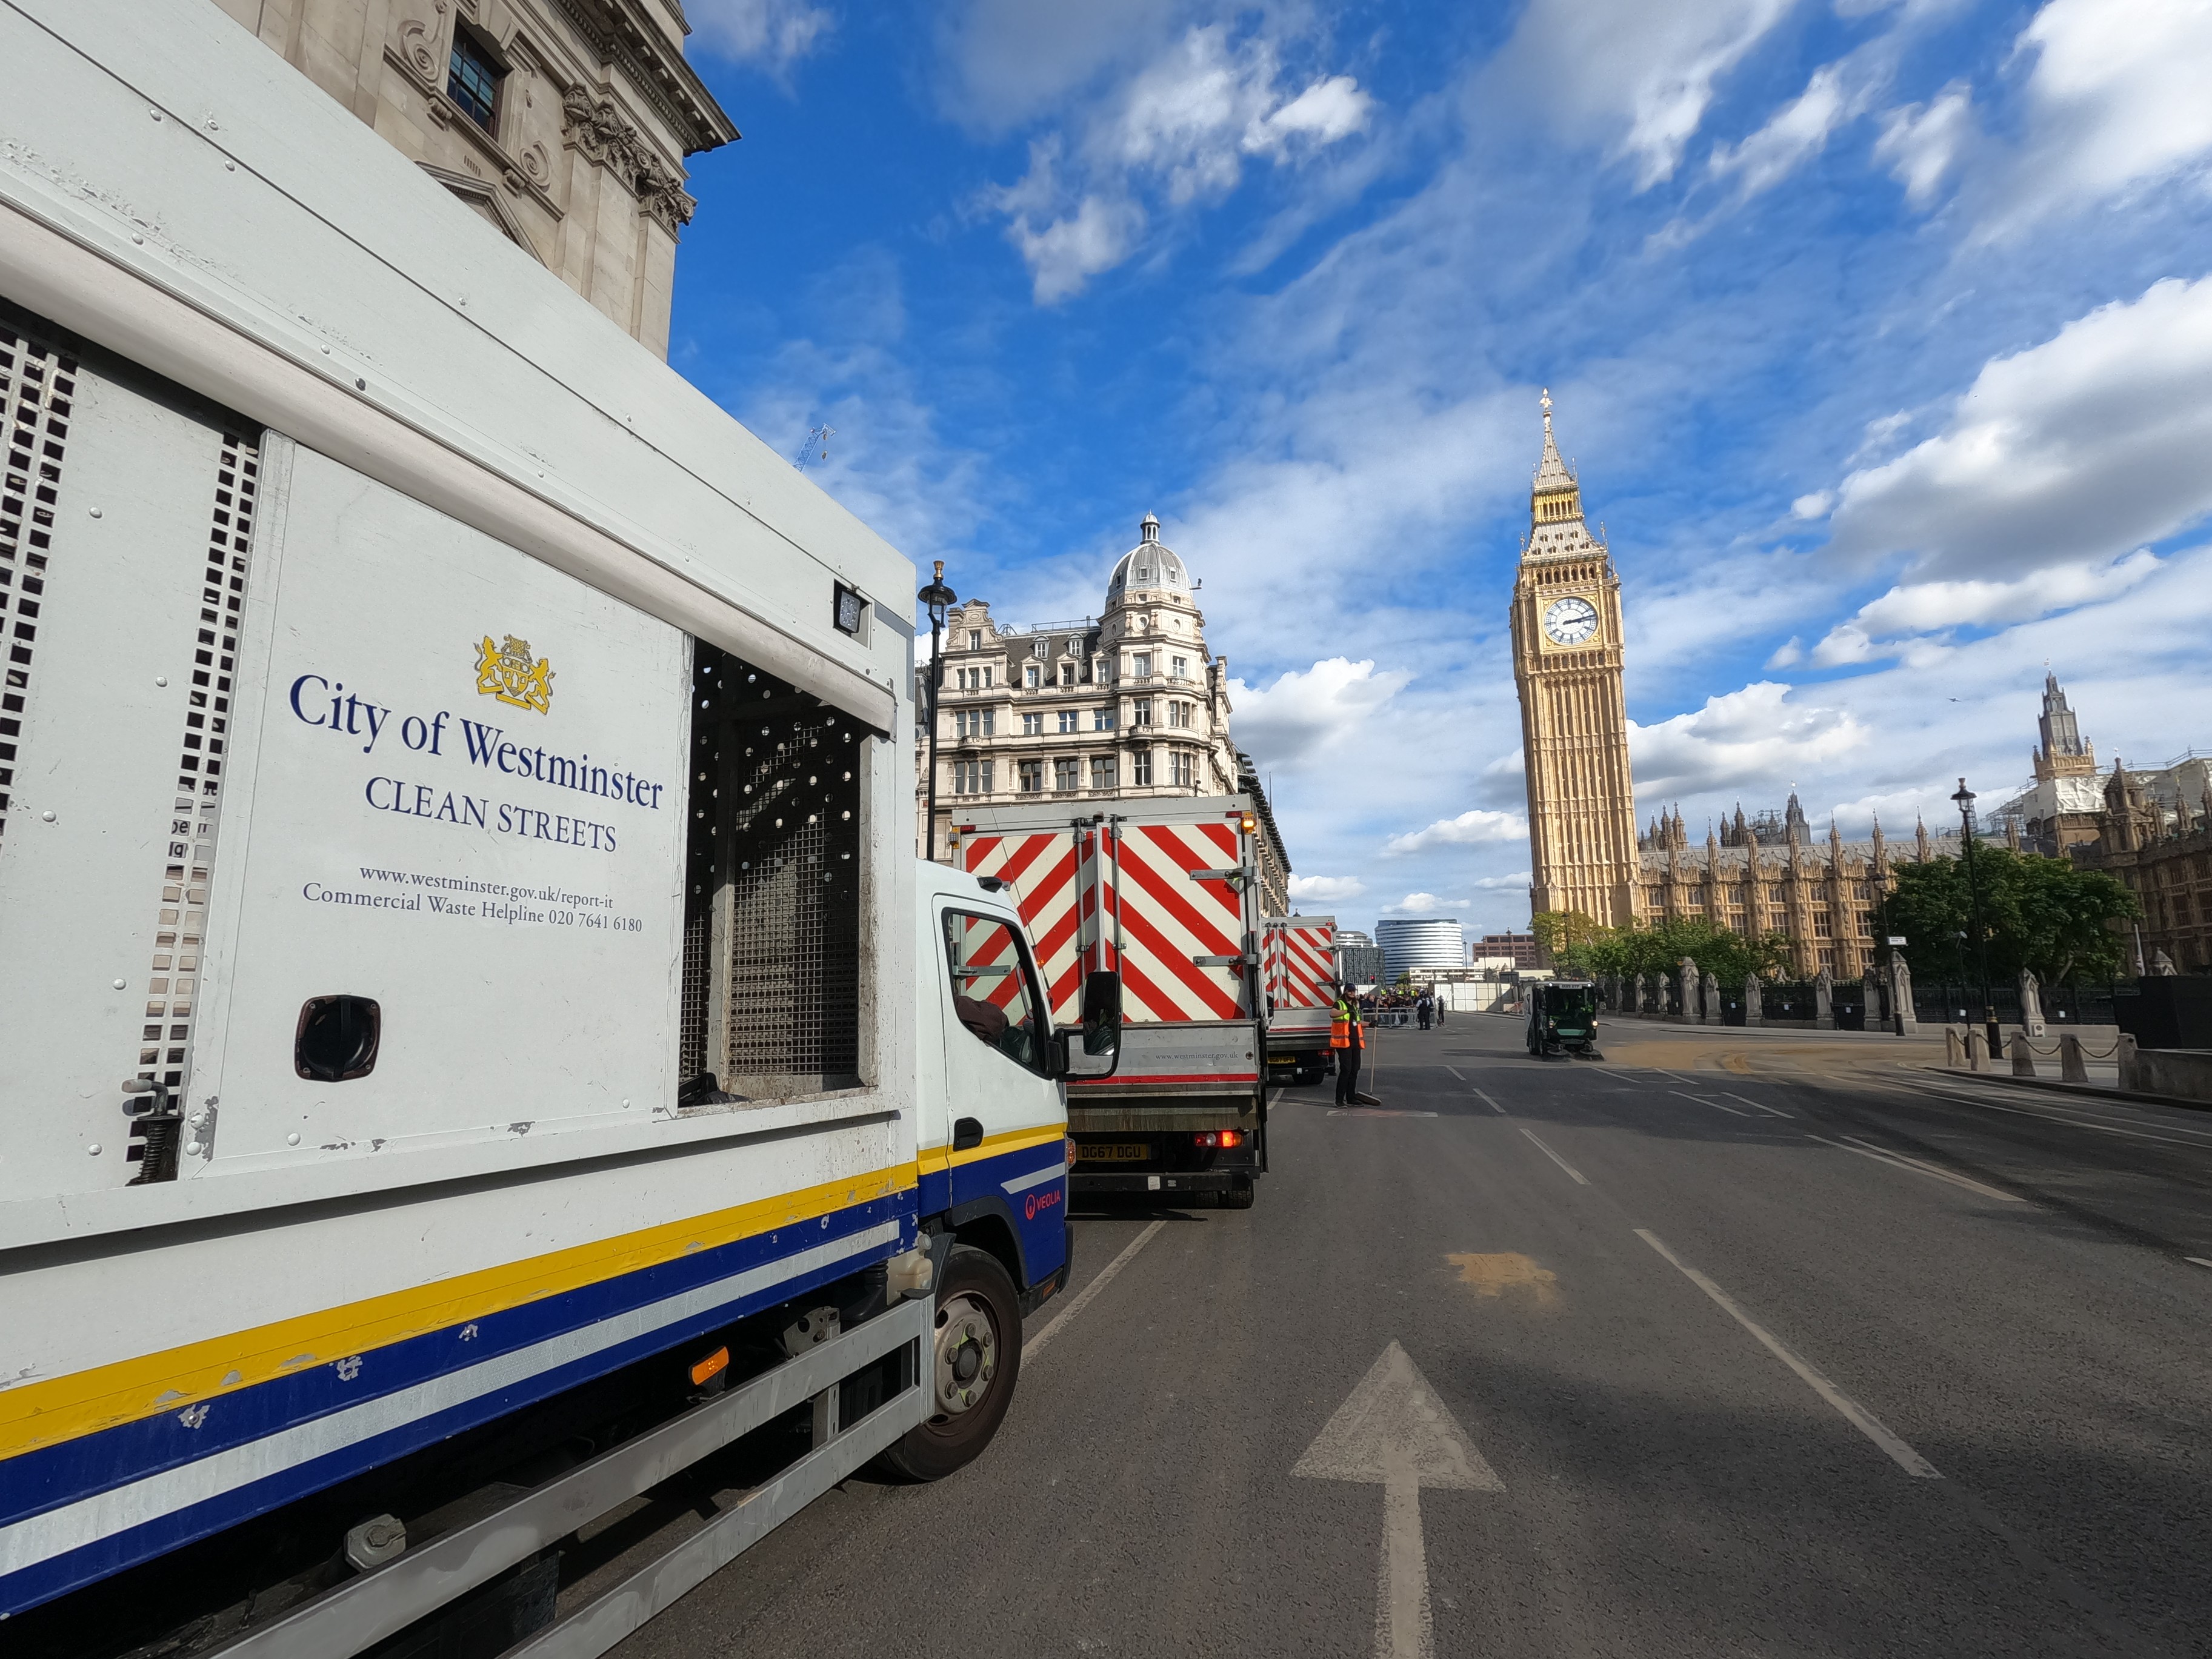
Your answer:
[1509,391,1639,932]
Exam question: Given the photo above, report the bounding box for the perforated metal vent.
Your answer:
[681,642,865,1100]
[0,324,78,848]
[128,430,259,1182]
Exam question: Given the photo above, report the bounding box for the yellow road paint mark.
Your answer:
[1445,1252,1558,1305]
[1722,1052,1751,1074]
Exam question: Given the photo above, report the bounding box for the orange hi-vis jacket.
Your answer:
[1330,998,1365,1050]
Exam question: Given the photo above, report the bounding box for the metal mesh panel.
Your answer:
[0,324,78,848]
[125,431,258,1180]
[681,642,864,1100]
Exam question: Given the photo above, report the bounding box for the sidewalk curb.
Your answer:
[1917,1065,2212,1117]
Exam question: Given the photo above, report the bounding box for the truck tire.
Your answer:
[1219,1175,1256,1210]
[876,1245,1022,1482]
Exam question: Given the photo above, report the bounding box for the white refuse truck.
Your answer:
[953,796,1267,1208]
[0,5,1118,1652]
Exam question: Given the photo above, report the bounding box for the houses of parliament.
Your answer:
[1508,394,2212,979]
[1508,394,1930,982]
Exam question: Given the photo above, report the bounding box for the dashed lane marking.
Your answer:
[1636,1229,1940,1479]
[1805,1133,2024,1203]
[1518,1127,1590,1186]
[1725,1092,1794,1119]
[1671,1091,1754,1117]
[1445,1066,1465,1080]
[2187,1257,2212,1269]
[1471,1088,1508,1115]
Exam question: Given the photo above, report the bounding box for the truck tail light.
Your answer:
[1193,1129,1245,1149]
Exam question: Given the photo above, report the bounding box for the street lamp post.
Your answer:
[918,560,956,863]
[1951,776,1998,1057]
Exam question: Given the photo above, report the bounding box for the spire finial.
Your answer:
[1541,387,1553,434]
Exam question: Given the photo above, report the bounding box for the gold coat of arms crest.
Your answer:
[475,634,555,714]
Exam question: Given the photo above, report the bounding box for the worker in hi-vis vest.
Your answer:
[1331,984,1369,1106]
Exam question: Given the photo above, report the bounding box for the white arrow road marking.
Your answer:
[1635,1229,1940,1478]
[1294,1341,1502,1659]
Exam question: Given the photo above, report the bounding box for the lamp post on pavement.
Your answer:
[1951,776,1998,1057]
[919,560,956,863]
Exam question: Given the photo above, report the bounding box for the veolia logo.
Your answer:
[475,634,555,714]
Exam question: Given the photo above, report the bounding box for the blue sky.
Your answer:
[669,0,2212,942]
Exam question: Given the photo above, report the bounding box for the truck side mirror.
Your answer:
[1081,970,1122,1056]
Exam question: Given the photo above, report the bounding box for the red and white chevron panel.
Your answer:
[1111,820,1246,1024]
[962,829,1094,1023]
[1265,922,1336,1009]
[964,819,1250,1026]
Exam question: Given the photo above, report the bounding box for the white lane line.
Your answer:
[1471,1089,1508,1115]
[1518,1127,1590,1186]
[1901,1084,2212,1150]
[1808,1134,2024,1204]
[1655,1069,1701,1084]
[1634,1229,1940,1480]
[1671,1091,1753,1117]
[1023,1220,1166,1363]
[1725,1092,1794,1119]
[1446,1066,1466,1081]
[2185,1257,2212,1269]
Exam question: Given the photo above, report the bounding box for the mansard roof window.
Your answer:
[447,28,504,134]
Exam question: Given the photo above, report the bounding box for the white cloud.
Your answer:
[1005,193,1148,304]
[1765,636,1804,668]
[1228,657,1413,773]
[688,0,831,74]
[1873,81,1973,207]
[1289,873,1367,903]
[1629,682,1870,798]
[1495,0,1799,188]
[978,24,1376,299]
[1383,808,1529,856]
[1471,871,1534,892]
[1986,0,2212,233]
[1828,275,2212,579]
[1708,58,1879,199]
[1385,892,1471,914]
[1808,551,2160,663]
[1790,491,1834,520]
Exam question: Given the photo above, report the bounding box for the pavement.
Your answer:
[611,1014,2212,1658]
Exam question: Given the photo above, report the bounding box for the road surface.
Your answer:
[608,1015,2212,1657]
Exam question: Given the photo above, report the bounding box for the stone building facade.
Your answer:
[1992,674,2108,856]
[918,516,1291,910]
[215,0,736,356]
[1629,810,1957,981]
[2073,759,2212,974]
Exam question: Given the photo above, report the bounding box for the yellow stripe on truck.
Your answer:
[0,1162,915,1461]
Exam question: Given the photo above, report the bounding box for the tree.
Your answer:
[1530,910,1604,970]
[1534,911,1793,984]
[1879,848,2138,986]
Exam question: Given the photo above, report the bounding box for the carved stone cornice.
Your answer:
[548,0,739,156]
[561,84,697,231]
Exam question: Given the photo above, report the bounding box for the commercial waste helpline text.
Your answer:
[302,865,645,930]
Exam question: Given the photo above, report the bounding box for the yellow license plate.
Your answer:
[1079,1142,1151,1163]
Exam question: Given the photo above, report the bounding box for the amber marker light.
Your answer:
[690,1346,730,1387]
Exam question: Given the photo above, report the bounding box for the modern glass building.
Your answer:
[1376,918,1467,984]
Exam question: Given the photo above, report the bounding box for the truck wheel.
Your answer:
[1219,1176,1256,1210]
[876,1245,1022,1482]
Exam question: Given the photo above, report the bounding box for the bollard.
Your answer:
[2117,1033,2139,1092]
[1945,1027,1964,1068]
[1965,1028,1987,1070]
[2010,1034,2036,1077]
[2060,1033,2087,1083]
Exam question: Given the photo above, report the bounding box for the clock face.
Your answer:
[1542,594,1599,646]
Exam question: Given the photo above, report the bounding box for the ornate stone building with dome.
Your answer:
[916,514,1291,913]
